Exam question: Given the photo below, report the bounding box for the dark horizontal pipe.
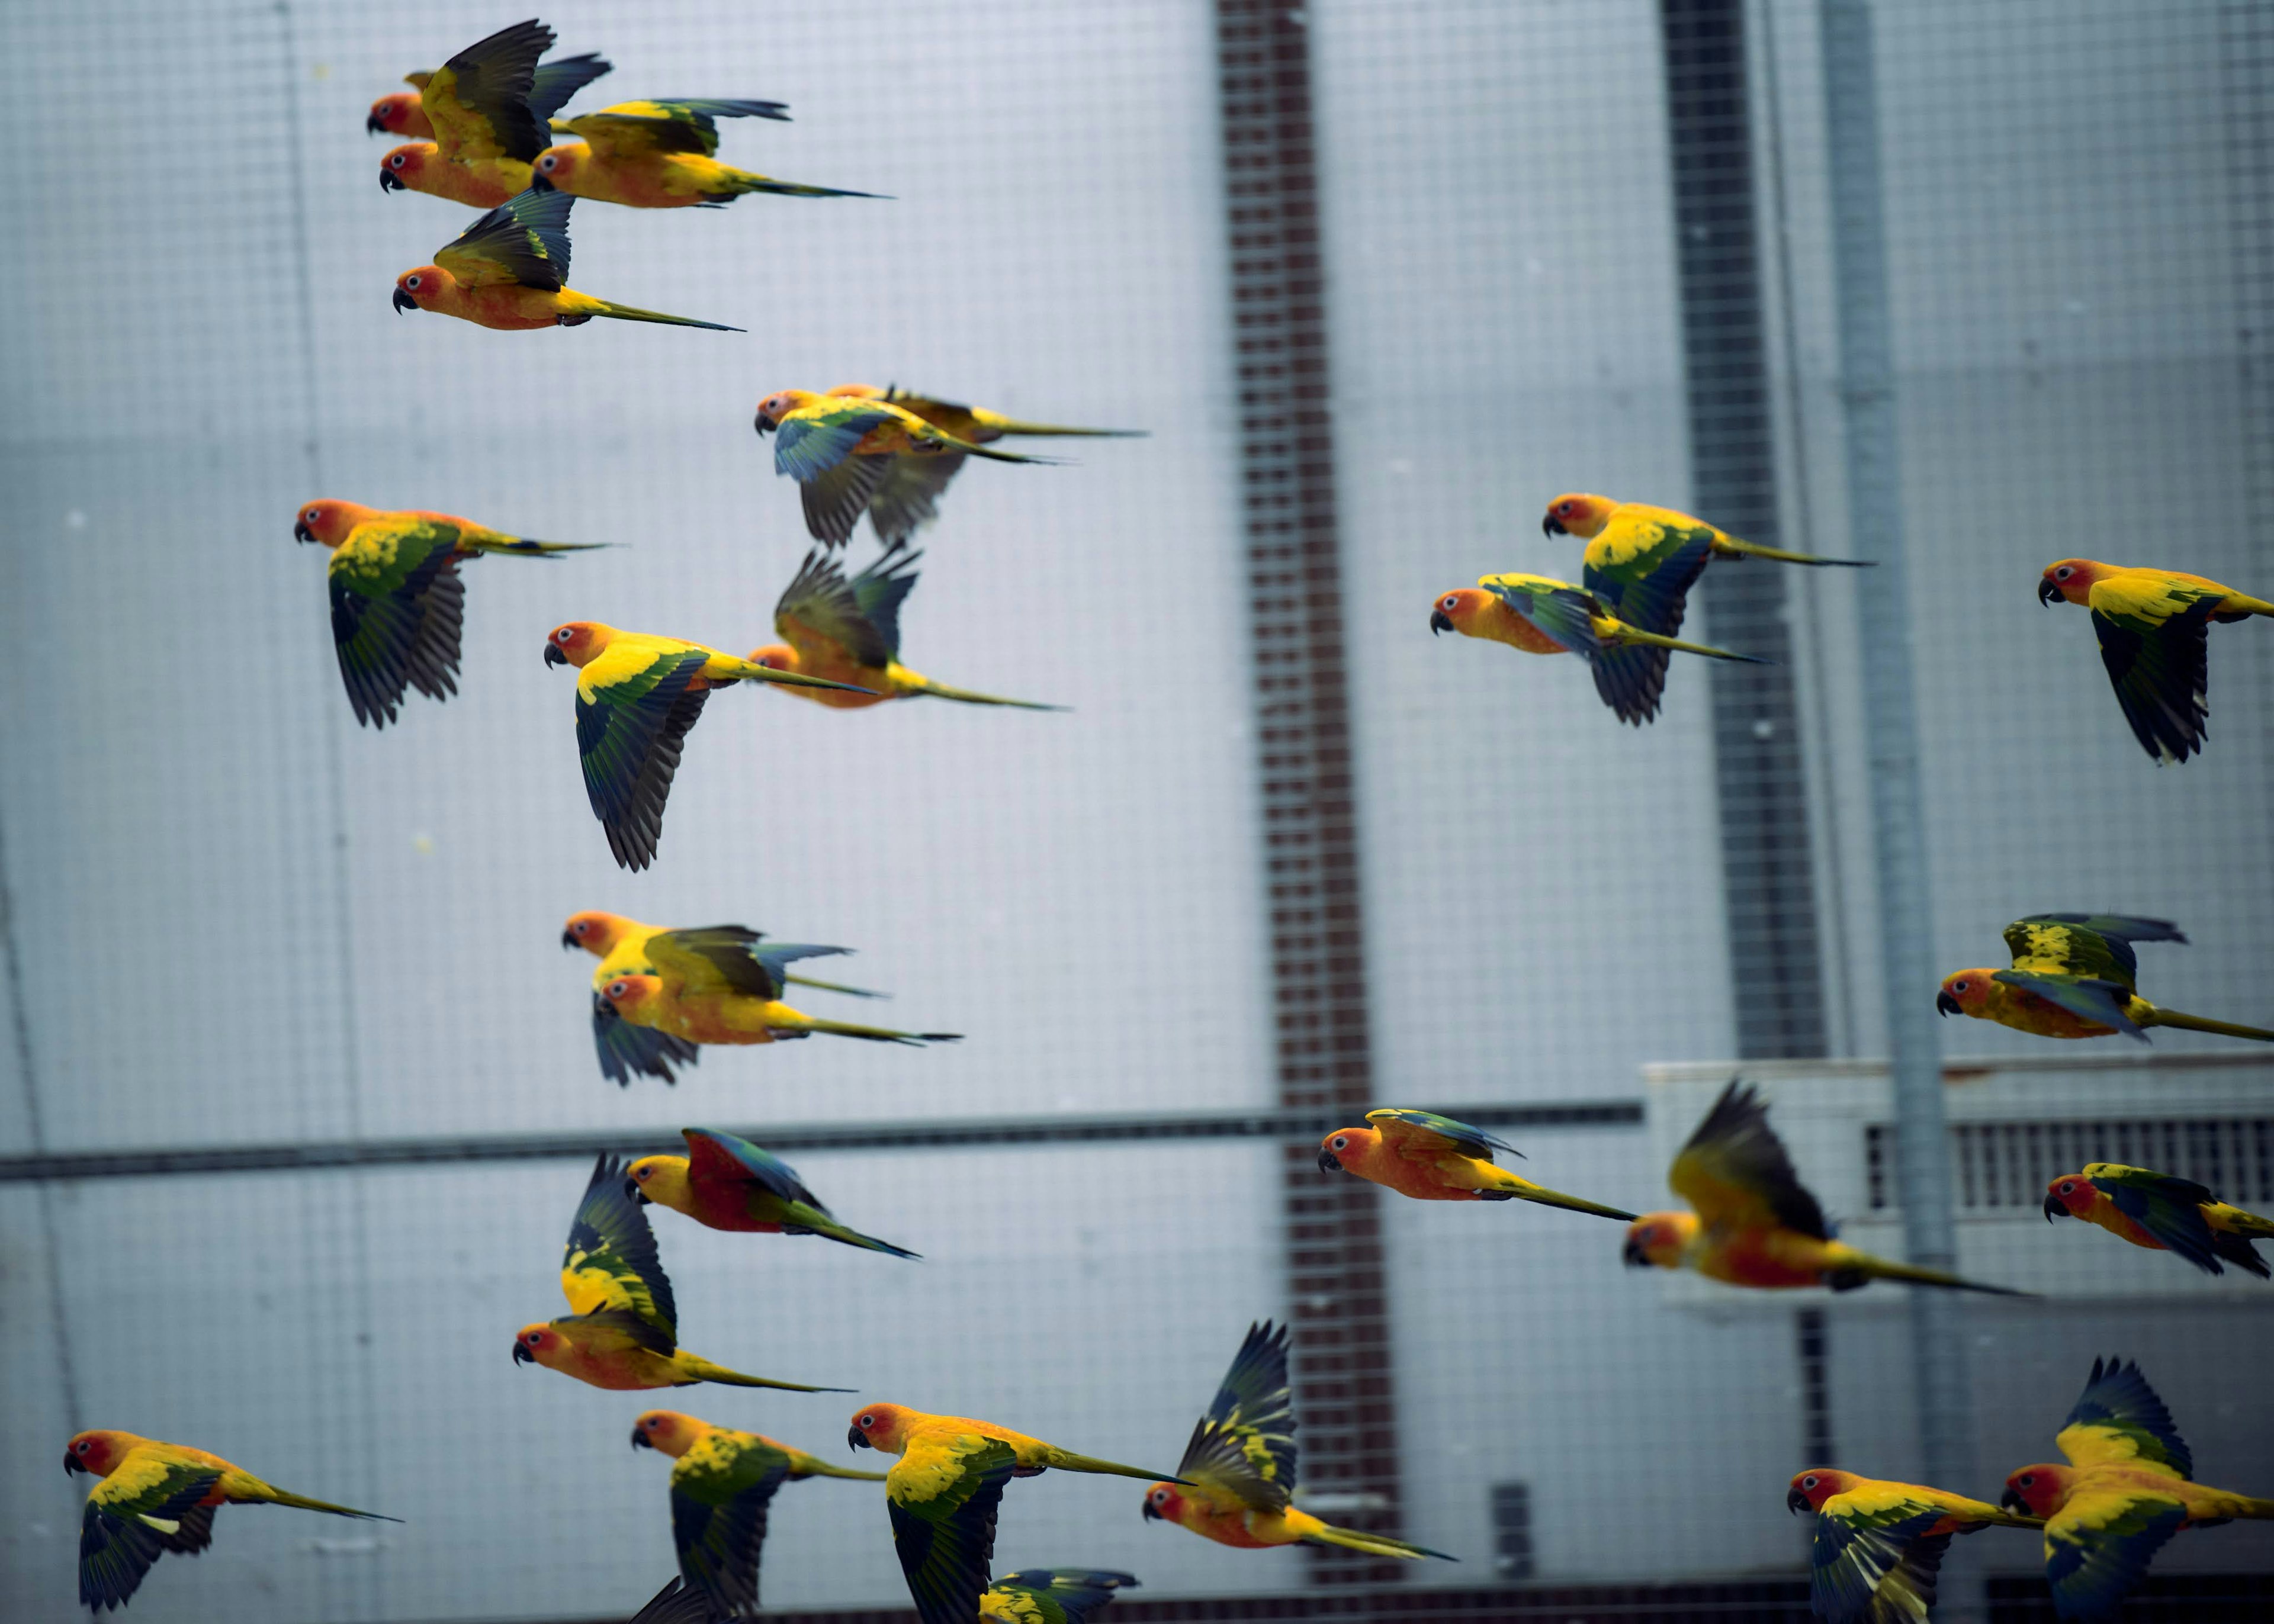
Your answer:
[0,1099,1642,1184]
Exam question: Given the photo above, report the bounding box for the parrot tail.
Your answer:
[2209,1229,2272,1278]
[709,171,888,201]
[724,659,879,697]
[2211,1204,2274,1240]
[1849,1256,2030,1297]
[2145,1007,2274,1042]
[789,1459,891,1481]
[1607,624,1772,665]
[592,300,746,333]
[675,1355,855,1393]
[1718,536,1874,567]
[776,1012,963,1046]
[1045,1451,1188,1484]
[248,1488,402,1522]
[987,419,1148,439]
[1300,1523,1458,1562]
[783,1201,921,1259]
[936,435,1065,465]
[913,677,1068,711]
[784,970,888,999]
[463,536,611,557]
[1503,1182,1639,1223]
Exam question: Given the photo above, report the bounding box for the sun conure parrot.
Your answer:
[628,1127,918,1258]
[754,390,1057,548]
[2038,559,2272,764]
[563,911,883,1084]
[630,1409,886,1619]
[376,21,608,208]
[1431,573,1766,725]
[371,46,614,140]
[595,952,959,1051]
[1786,1468,2041,1624]
[66,1431,399,1612]
[395,182,741,331]
[2003,1358,2274,1620]
[1538,493,1865,723]
[819,385,1145,548]
[1316,1109,1635,1221]
[293,499,603,728]
[1623,1079,2025,1294]
[514,1155,852,1394]
[542,620,869,869]
[1142,1320,1454,1561]
[2044,1165,2273,1279]
[533,99,879,208]
[749,549,1065,710]
[1937,915,2274,1044]
[979,1570,1140,1624]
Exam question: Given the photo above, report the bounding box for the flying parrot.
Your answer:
[1785,1468,2040,1624]
[2038,559,2273,764]
[395,182,741,332]
[979,1570,1140,1624]
[294,499,603,728]
[2043,1164,2273,1279]
[629,1409,885,1619]
[595,953,959,1053]
[563,910,883,1084]
[2002,1358,2274,1619]
[1937,915,2274,1044]
[629,1127,920,1258]
[533,99,880,208]
[1537,493,1865,723]
[66,1431,398,1612]
[513,1155,852,1393]
[377,21,609,208]
[1622,1078,2025,1294]
[749,549,1065,710]
[818,385,1144,548]
[1430,572,1766,724]
[754,390,1058,548]
[542,620,869,869]
[1142,1320,1454,1561]
[1315,1109,1636,1220]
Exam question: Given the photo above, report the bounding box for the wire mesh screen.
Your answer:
[3,2,2272,1622]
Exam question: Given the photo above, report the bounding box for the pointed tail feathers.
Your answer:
[945,437,1064,465]
[676,1355,853,1393]
[1720,536,1874,567]
[1503,1179,1638,1223]
[784,970,888,999]
[783,1201,921,1259]
[253,1488,401,1522]
[787,1459,891,1481]
[988,420,1147,439]
[725,658,878,696]
[593,300,745,332]
[1300,1523,1457,1561]
[2209,1229,2272,1279]
[713,170,888,201]
[2147,1008,2274,1042]
[1854,1256,2030,1297]
[914,677,1067,710]
[1045,1451,1186,1484]
[782,1013,962,1046]
[1609,625,1771,664]
[464,536,612,557]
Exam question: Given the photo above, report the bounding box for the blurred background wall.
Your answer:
[1,1,2269,1620]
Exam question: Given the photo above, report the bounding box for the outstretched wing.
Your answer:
[2055,1357,2192,1477]
[436,182,573,292]
[1582,520,1714,725]
[2043,1490,2187,1622]
[982,1571,1141,1624]
[425,18,553,163]
[888,1435,1017,1624]
[1990,970,2145,1040]
[684,1128,829,1213]
[561,1153,677,1340]
[1809,1495,1953,1624]
[627,1575,716,1624]
[527,54,612,125]
[2003,915,2184,987]
[774,548,902,668]
[576,645,711,872]
[327,522,465,728]
[2084,1166,2224,1274]
[1668,1078,1831,1239]
[671,1433,792,1618]
[868,455,969,548]
[564,98,790,159]
[777,406,900,546]
[1369,1108,1523,1164]
[1175,1320,1296,1512]
[648,927,852,1001]
[881,389,987,440]
[80,1452,221,1612]
[592,995,702,1087]
[1479,574,1604,657]
[2090,593,2217,765]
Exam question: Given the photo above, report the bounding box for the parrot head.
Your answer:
[367,92,424,137]
[2042,1171,2099,1223]
[294,499,380,548]
[630,1410,707,1458]
[847,1403,914,1454]
[747,644,804,676]
[378,142,438,194]
[754,390,818,436]
[1316,1126,1377,1175]
[599,975,664,1021]
[1430,588,1496,638]
[625,1154,693,1212]
[1541,493,1616,540]
[513,1323,566,1368]
[532,144,586,189]
[561,910,633,955]
[2038,558,2106,607]
[394,263,454,314]
[1786,1468,1859,1515]
[1936,970,1997,1020]
[1621,1211,1697,1271]
[2002,1463,2077,1518]
[1141,1482,1189,1525]
[544,622,612,668]
[63,1431,144,1479]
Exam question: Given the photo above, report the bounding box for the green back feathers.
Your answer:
[1176,1320,1297,1511]
[527,53,612,125]
[436,18,555,162]
[1581,527,1713,725]
[670,1431,792,1617]
[2087,1167,2225,1275]
[889,1436,1017,1624]
[563,1153,677,1338]
[2059,1358,2192,1478]
[576,648,712,872]
[2089,594,2217,763]
[439,183,574,292]
[1807,1500,1953,1624]
[79,1458,223,1612]
[1369,1108,1522,1162]
[984,1571,1140,1624]
[776,547,915,667]
[653,927,854,1001]
[592,997,702,1088]
[327,523,464,728]
[2005,915,2185,986]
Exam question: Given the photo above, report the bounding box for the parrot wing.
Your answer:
[2042,1488,2188,1622]
[2003,915,2184,986]
[560,1152,677,1339]
[1809,1493,1956,1624]
[526,54,613,125]
[1990,970,2145,1039]
[670,1435,793,1617]
[1175,1319,1296,1512]
[1480,575,1603,655]
[592,995,702,1086]
[425,18,553,163]
[888,1434,1018,1624]
[79,1452,222,1612]
[2055,1358,2192,1477]
[563,98,790,159]
[775,548,901,668]
[435,182,573,293]
[881,389,988,440]
[2084,1166,2224,1273]
[327,523,465,728]
[1668,1078,1830,1239]
[983,1571,1141,1624]
[1368,1108,1523,1164]
[576,645,712,872]
[684,1128,830,1213]
[868,454,969,548]
[627,1575,715,1624]
[776,407,901,545]
[649,927,853,1001]
[2089,590,2217,766]
[1582,522,1714,723]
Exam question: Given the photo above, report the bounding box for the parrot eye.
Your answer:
[1801,1475,1817,1489]
[75,1440,90,1454]
[1952,980,1968,993]
[525,1332,543,1345]
[1330,1135,1347,1150]
[2055,567,2072,579]
[388,152,406,168]
[2019,1474,2034,1487]
[1438,596,1459,613]
[633,1166,649,1181]
[539,155,556,171]
[1151,1488,1168,1504]
[406,274,422,289]
[859,1414,875,1429]
[2058,1181,2073,1194]
[555,627,573,642]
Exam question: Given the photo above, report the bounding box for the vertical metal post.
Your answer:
[1215,0,1405,1592]
[1818,1,1974,1604]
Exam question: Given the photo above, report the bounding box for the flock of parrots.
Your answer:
[54,17,2274,1624]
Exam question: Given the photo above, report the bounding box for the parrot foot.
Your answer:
[1476,1192,1517,1202]
[1011,1465,1048,1478]
[555,314,593,327]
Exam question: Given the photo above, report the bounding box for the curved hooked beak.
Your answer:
[392,287,417,313]
[561,929,580,950]
[592,990,617,1021]
[1936,990,1962,1017]
[367,111,390,135]
[1999,1487,2027,1514]
[1543,515,1566,537]
[1316,1148,1342,1174]
[753,412,776,436]
[294,520,316,544]
[847,1426,871,1452]
[1142,1499,1161,1522]
[2044,1193,2069,1223]
[1429,609,1453,636]
[630,1424,654,1451]
[512,1339,535,1366]
[64,1449,85,1477]
[1621,1233,1650,1268]
[380,168,405,194]
[1786,1487,1810,1516]
[2037,578,2061,607]
[545,642,569,667]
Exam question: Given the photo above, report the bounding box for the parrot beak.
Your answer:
[294,520,316,544]
[561,930,580,949]
[847,1427,870,1452]
[1936,990,1962,1017]
[592,991,617,1021]
[1543,516,1565,537]
[1429,609,1453,636]
[380,168,404,194]
[753,413,776,436]
[367,112,388,135]
[2000,1488,2027,1514]
[64,1449,84,1477]
[2037,578,2061,607]
[626,1176,650,1205]
[1316,1148,1342,1174]
[631,1424,653,1451]
[1621,1233,1650,1268]
[545,642,569,667]
[2044,1193,2067,1223]
[513,1339,536,1366]
[1142,1500,1161,1522]
[1786,1487,1809,1516]
[392,287,417,313]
